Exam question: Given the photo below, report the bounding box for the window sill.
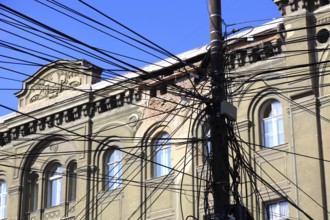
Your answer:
[145,172,175,187]
[257,142,289,157]
[97,187,124,203]
[101,186,123,193]
[45,203,64,209]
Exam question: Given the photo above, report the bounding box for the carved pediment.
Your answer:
[16,60,102,112]
[28,69,82,103]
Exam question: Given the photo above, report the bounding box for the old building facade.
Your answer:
[1,0,330,219]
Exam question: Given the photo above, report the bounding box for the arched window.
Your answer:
[0,180,6,219]
[261,100,284,147]
[46,163,63,207]
[105,150,122,190]
[67,162,77,202]
[29,174,39,212]
[152,132,172,177]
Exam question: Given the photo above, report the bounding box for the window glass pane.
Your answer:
[153,133,171,177]
[277,117,284,145]
[48,164,62,207]
[0,181,6,219]
[264,134,273,148]
[279,201,289,218]
[30,175,38,212]
[33,183,38,211]
[262,101,284,148]
[264,119,273,147]
[107,150,122,190]
[68,163,77,202]
[277,117,284,133]
[264,119,273,134]
[165,147,171,172]
[265,201,288,220]
[51,178,62,206]
[272,101,282,116]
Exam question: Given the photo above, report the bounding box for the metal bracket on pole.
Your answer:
[221,101,237,121]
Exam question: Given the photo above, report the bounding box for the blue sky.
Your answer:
[0,0,280,116]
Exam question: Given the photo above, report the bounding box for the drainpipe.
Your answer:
[289,107,300,219]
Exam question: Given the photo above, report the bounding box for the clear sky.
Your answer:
[0,0,280,117]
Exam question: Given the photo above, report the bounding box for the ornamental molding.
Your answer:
[8,185,22,196]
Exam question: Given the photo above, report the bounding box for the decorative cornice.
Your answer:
[0,88,142,147]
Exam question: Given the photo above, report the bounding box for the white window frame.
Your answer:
[47,164,63,207]
[106,150,122,190]
[265,200,289,220]
[153,133,172,177]
[0,180,6,219]
[262,100,284,148]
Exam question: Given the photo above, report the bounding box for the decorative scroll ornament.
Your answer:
[29,70,81,103]
[49,144,59,152]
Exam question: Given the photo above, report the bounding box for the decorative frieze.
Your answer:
[46,116,54,129]
[96,101,105,113]
[54,113,63,126]
[134,89,141,102]
[105,98,114,111]
[116,93,124,107]
[64,110,73,123]
[82,104,94,117]
[11,127,19,140]
[124,89,133,104]
[29,121,37,134]
[38,119,45,131]
[3,132,10,145]
[72,107,81,120]
[19,125,28,137]
[316,16,330,25]
[44,209,61,219]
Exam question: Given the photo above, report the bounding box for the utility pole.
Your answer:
[209,0,230,219]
